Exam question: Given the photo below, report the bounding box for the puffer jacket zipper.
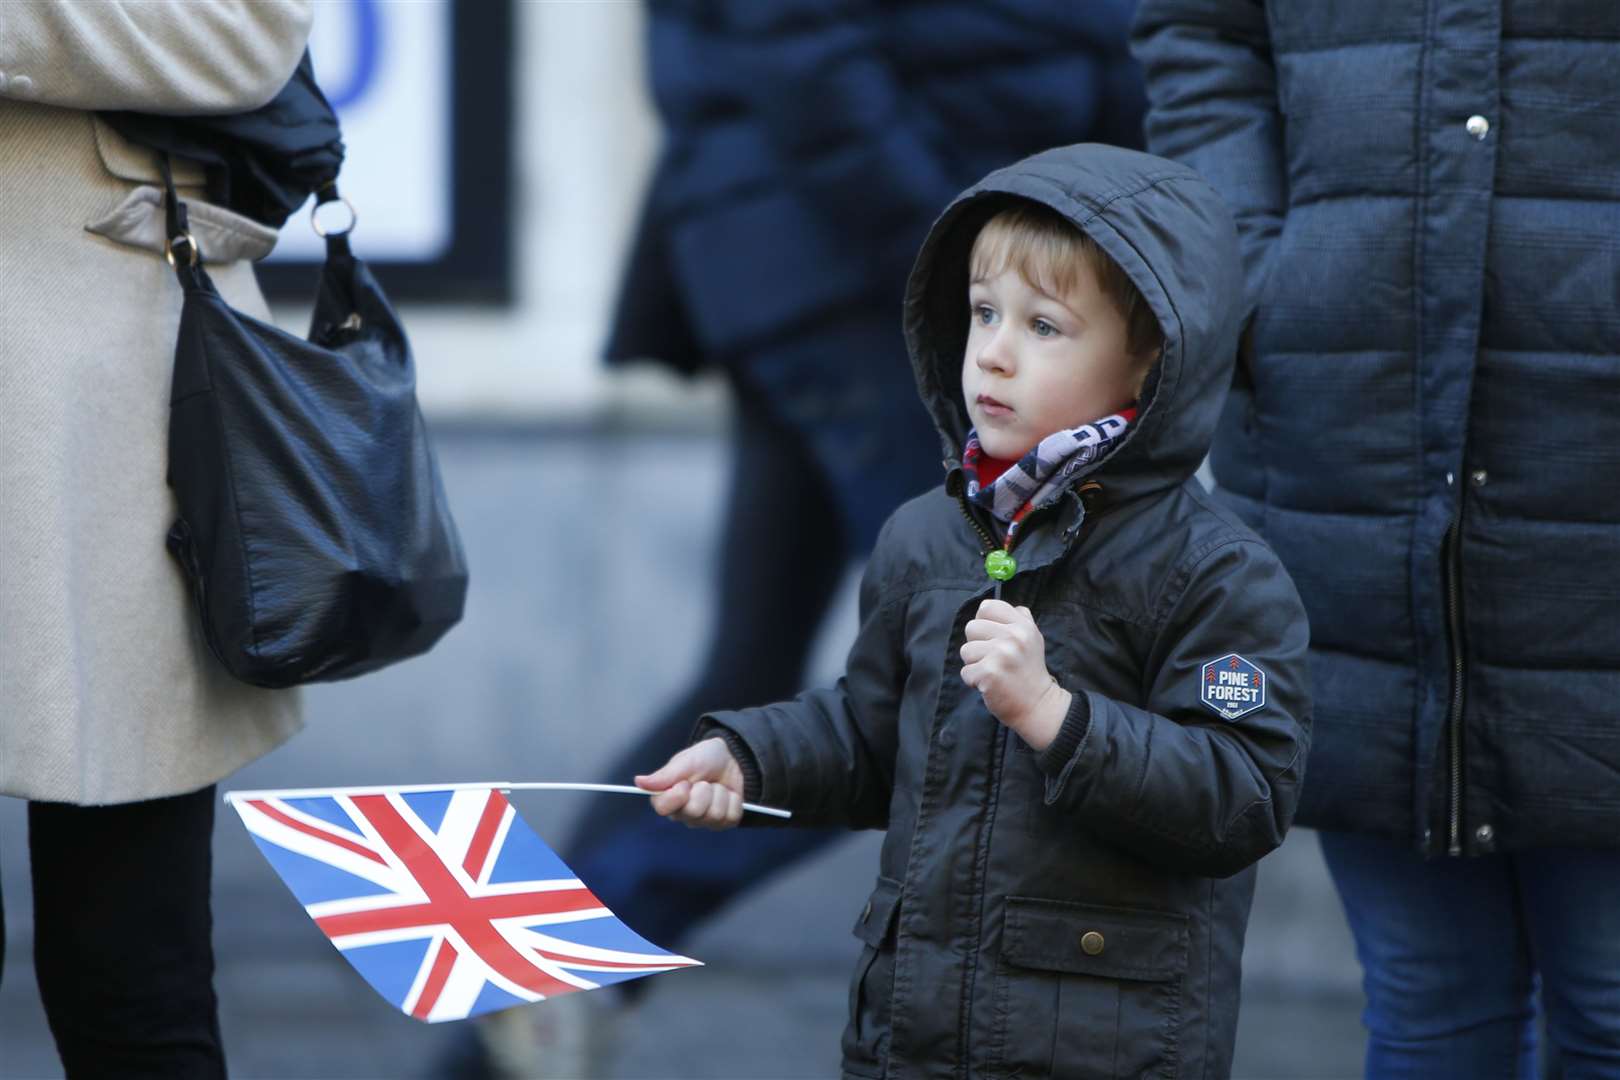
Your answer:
[1443,520,1467,856]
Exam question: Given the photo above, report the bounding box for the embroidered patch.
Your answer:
[1201,654,1266,721]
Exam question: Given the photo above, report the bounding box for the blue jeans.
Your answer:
[1318,831,1620,1079]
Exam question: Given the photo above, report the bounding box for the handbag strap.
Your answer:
[156,152,357,309]
[156,153,206,285]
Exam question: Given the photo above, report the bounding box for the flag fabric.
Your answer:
[229,786,700,1022]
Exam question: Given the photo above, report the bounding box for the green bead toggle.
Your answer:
[985,549,1017,581]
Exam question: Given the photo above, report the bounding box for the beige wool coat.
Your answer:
[0,1,316,805]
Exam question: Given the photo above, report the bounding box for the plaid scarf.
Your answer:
[962,408,1135,544]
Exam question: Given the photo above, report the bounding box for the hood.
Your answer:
[904,143,1245,506]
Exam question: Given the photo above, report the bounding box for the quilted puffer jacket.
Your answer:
[1134,0,1620,856]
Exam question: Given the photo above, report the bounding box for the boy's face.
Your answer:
[962,261,1145,461]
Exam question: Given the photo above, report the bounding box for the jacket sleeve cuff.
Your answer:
[1034,690,1093,785]
[693,717,764,805]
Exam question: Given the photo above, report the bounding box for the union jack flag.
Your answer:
[228,786,700,1022]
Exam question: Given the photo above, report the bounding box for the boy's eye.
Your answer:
[1032,318,1057,338]
[973,304,997,326]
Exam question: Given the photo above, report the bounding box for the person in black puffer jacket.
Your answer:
[1133,2,1620,1075]
[642,143,1313,1080]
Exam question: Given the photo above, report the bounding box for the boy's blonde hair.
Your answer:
[970,203,1164,379]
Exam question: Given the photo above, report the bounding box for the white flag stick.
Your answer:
[501,782,792,819]
[223,781,792,819]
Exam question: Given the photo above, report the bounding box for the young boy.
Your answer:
[637,144,1311,1079]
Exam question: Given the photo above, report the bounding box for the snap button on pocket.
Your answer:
[1080,930,1105,956]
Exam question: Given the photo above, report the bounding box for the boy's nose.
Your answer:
[977,334,1014,374]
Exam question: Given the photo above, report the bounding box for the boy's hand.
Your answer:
[960,599,1072,752]
[634,738,747,830]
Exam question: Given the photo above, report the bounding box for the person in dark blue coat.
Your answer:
[570,0,1147,984]
[1132,2,1620,1076]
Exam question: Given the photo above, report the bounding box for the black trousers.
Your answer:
[0,785,225,1078]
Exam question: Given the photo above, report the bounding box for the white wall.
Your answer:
[274,0,727,425]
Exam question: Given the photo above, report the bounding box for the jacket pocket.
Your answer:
[991,897,1188,1080]
[842,875,902,1079]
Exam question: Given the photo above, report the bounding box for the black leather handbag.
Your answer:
[159,162,468,688]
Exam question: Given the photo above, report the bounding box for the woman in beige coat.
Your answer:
[0,3,311,1073]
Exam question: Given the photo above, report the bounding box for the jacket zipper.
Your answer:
[1443,521,1466,856]
[949,481,1094,1070]
[945,481,1002,1074]
[955,491,996,556]
[959,492,1046,601]
[954,482,1101,576]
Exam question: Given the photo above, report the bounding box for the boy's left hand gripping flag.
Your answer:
[228,787,700,1022]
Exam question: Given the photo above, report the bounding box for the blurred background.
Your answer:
[1,2,1367,1076]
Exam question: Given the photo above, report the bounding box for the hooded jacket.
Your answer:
[703,144,1312,1080]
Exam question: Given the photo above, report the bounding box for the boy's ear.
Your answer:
[1130,346,1163,396]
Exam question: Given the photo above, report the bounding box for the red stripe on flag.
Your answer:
[249,799,386,865]
[315,888,605,939]
[411,937,459,1020]
[531,947,698,971]
[462,793,508,880]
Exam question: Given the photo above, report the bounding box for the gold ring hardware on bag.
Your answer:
[311,195,358,238]
[165,232,199,268]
